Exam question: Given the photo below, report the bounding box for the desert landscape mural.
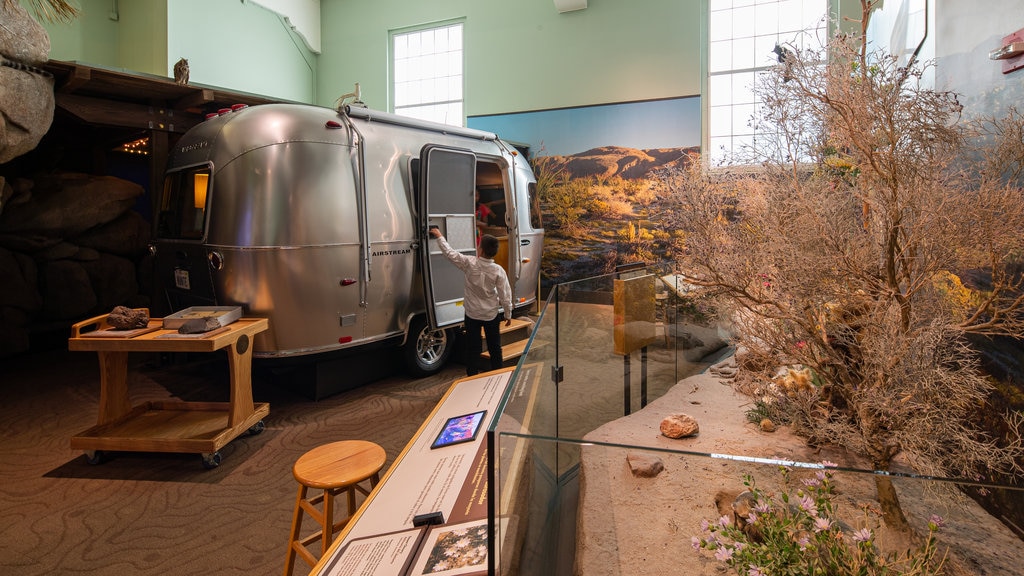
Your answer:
[468,97,701,293]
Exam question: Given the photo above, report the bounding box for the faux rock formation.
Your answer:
[709,357,737,379]
[626,453,664,478]
[0,1,54,164]
[659,413,699,438]
[0,1,51,65]
[0,173,144,247]
[0,173,151,357]
[0,64,54,164]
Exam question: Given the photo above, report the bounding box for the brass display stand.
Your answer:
[68,312,270,469]
[613,272,657,415]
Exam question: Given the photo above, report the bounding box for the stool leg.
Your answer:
[284,484,308,576]
[347,485,357,517]
[322,488,334,556]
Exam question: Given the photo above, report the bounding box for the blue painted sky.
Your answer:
[468,97,701,157]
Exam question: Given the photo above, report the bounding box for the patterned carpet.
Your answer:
[0,345,465,576]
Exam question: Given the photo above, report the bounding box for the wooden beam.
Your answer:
[55,93,202,133]
[174,89,215,111]
[58,65,91,93]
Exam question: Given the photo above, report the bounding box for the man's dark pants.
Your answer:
[463,314,503,376]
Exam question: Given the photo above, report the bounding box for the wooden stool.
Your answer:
[284,440,386,576]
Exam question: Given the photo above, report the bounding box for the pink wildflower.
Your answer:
[813,517,832,532]
[798,494,817,515]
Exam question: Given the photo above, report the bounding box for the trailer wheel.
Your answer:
[403,316,453,377]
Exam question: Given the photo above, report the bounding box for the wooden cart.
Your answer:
[68,311,270,469]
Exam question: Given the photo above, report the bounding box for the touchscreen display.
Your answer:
[430,410,487,449]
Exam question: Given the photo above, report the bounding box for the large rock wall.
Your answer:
[0,0,55,165]
[0,173,152,356]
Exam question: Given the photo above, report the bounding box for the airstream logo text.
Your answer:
[179,140,209,153]
[372,249,411,256]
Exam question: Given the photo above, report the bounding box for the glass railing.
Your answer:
[487,266,1024,575]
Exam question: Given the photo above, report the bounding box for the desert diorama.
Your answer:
[512,7,1024,575]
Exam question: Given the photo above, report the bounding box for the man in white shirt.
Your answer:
[429,227,513,376]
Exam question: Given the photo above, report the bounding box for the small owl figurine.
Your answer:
[174,58,189,85]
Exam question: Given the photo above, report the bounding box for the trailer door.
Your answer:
[419,145,477,330]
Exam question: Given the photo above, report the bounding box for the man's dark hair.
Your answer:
[479,234,499,258]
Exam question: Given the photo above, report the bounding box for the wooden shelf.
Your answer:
[70,400,270,454]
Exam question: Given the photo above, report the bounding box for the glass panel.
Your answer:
[733,5,756,38]
[754,1,779,36]
[491,436,1024,576]
[709,136,732,164]
[709,40,733,73]
[709,9,732,42]
[708,74,732,106]
[732,36,756,69]
[779,0,803,31]
[732,71,756,103]
[709,105,733,138]
[754,33,780,67]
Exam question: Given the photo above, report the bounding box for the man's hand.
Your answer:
[504,318,512,327]
[429,227,441,239]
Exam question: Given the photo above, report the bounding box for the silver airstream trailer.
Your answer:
[151,102,543,391]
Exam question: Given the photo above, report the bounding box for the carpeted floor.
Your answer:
[0,345,466,576]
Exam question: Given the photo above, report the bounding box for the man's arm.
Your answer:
[429,227,471,270]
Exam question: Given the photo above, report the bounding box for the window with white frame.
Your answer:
[391,22,464,126]
[707,0,827,165]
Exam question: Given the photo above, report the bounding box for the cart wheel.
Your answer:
[247,420,266,436]
[85,450,105,465]
[201,452,222,469]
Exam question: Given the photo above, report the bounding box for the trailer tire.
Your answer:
[403,316,453,377]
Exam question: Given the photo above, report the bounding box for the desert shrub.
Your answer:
[694,469,947,576]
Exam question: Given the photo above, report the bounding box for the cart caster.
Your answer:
[84,450,106,465]
[201,451,222,469]
[246,420,266,436]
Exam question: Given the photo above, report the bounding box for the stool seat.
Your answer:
[284,440,386,576]
[293,440,386,489]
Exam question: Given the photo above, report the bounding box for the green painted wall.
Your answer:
[318,0,703,116]
[32,0,119,66]
[167,0,316,102]
[33,0,167,76]
[34,0,314,102]
[118,0,168,76]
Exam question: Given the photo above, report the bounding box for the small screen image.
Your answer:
[430,410,487,449]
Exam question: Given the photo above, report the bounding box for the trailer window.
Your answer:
[528,182,542,230]
[157,167,210,240]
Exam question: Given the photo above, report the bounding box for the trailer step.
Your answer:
[480,338,547,362]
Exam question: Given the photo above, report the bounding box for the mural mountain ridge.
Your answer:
[546,144,698,180]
